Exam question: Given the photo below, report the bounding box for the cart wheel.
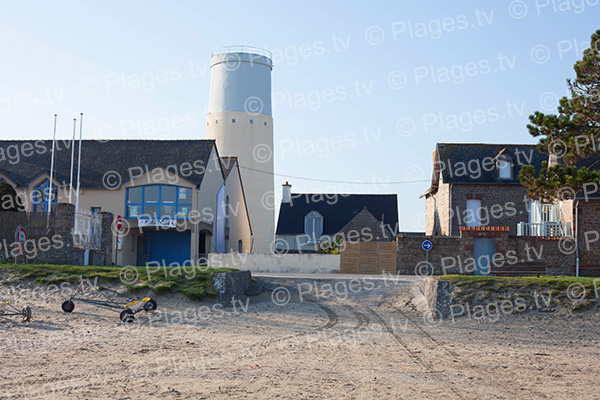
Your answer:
[21,306,31,322]
[61,300,75,313]
[120,309,135,324]
[143,298,158,312]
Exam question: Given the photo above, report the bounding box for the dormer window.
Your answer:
[304,211,323,243]
[497,155,512,179]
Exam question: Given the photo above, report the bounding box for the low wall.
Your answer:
[398,228,577,276]
[397,235,469,275]
[208,253,340,274]
[0,203,113,266]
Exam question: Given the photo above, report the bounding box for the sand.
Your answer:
[1,273,599,399]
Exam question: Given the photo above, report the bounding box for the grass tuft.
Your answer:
[0,262,235,301]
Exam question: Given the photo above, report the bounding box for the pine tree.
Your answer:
[519,29,600,202]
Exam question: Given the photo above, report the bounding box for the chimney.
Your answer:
[282,181,292,203]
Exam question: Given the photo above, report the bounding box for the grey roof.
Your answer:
[437,143,547,184]
[0,140,216,189]
[219,157,238,180]
[276,194,398,235]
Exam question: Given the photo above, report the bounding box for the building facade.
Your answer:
[0,139,251,266]
[421,143,548,237]
[275,182,398,253]
[206,47,275,253]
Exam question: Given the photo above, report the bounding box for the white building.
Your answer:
[206,46,275,253]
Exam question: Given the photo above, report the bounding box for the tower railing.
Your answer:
[211,45,272,59]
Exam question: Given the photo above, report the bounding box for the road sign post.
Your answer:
[114,215,122,265]
[14,225,27,264]
[422,240,433,273]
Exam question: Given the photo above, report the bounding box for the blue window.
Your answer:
[126,185,193,219]
[32,179,57,213]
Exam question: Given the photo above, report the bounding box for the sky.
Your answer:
[1,1,599,232]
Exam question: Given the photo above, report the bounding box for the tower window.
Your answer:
[216,120,218,124]
[264,122,267,126]
[232,119,236,123]
[250,120,253,124]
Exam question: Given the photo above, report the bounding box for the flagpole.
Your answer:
[47,114,57,215]
[69,118,76,204]
[75,113,83,214]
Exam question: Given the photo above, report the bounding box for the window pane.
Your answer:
[466,200,482,227]
[49,188,58,202]
[145,186,159,203]
[127,205,141,218]
[178,187,192,202]
[177,205,190,218]
[33,189,43,203]
[161,205,176,218]
[143,205,159,218]
[499,161,511,178]
[162,186,176,203]
[128,187,142,203]
[34,204,46,213]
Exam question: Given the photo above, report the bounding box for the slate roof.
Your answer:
[219,157,238,180]
[276,194,398,235]
[0,140,216,189]
[437,143,547,184]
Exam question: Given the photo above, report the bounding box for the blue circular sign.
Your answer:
[422,240,433,251]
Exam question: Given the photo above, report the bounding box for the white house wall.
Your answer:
[223,164,252,253]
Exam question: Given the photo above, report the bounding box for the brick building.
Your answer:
[421,143,548,236]
[414,142,600,276]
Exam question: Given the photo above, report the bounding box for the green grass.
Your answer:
[438,274,600,289]
[439,274,600,308]
[0,262,235,301]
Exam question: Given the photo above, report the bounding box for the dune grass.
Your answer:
[0,263,235,301]
[438,274,600,289]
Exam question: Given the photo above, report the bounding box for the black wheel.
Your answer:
[61,300,75,313]
[143,298,157,311]
[120,309,135,323]
[21,306,31,322]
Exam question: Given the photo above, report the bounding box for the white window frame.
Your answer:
[466,199,482,227]
[304,211,323,243]
[498,159,512,179]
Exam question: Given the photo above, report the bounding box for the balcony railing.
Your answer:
[517,221,571,237]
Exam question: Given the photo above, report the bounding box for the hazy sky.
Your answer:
[1,1,598,231]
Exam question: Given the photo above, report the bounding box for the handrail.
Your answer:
[517,221,571,237]
[211,45,272,59]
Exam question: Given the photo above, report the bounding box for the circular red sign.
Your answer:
[116,215,122,231]
[15,225,27,243]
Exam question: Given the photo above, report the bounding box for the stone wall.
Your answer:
[0,203,114,265]
[577,200,600,270]
[338,207,395,241]
[450,184,529,236]
[397,234,468,275]
[397,227,577,276]
[425,179,450,236]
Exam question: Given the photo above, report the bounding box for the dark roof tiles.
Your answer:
[276,193,398,235]
[0,140,216,189]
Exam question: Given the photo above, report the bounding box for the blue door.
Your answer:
[474,238,495,275]
[143,230,191,266]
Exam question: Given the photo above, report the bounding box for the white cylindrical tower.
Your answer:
[206,46,274,253]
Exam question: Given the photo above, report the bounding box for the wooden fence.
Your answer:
[340,241,397,274]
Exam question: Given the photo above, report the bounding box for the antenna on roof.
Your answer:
[493,147,507,161]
